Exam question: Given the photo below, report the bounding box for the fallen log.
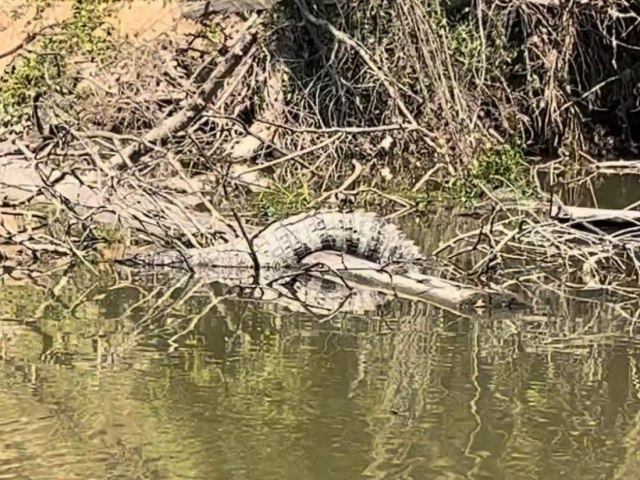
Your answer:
[0,155,235,241]
[550,205,640,230]
[300,251,508,312]
[123,251,503,315]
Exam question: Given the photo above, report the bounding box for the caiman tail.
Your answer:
[127,210,424,271]
[251,210,423,269]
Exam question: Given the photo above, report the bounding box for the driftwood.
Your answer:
[0,154,235,241]
[550,205,640,230]
[594,160,640,171]
[301,251,495,311]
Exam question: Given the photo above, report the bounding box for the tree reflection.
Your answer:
[0,262,640,479]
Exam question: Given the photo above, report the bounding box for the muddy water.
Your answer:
[2,207,640,480]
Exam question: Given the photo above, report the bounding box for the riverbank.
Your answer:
[2,1,640,314]
[3,1,639,187]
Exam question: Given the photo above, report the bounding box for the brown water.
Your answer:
[2,204,640,480]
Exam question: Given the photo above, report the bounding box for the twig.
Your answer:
[254,120,416,134]
[311,159,364,206]
[222,168,261,282]
[0,24,61,61]
[239,132,343,175]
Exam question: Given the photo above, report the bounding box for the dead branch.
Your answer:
[105,14,260,170]
[0,153,236,241]
[293,0,426,135]
[551,205,640,228]
[300,251,502,313]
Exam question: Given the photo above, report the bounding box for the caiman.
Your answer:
[125,210,425,277]
[121,209,521,313]
[120,209,429,314]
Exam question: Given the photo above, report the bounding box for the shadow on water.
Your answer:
[2,209,640,479]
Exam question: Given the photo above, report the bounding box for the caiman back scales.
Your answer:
[130,210,424,274]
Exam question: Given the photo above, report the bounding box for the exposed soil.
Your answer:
[0,0,199,75]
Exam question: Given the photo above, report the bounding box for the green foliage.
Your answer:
[92,224,128,244]
[254,184,315,220]
[447,16,518,79]
[449,22,483,74]
[395,145,531,209]
[449,144,531,202]
[66,1,114,56]
[202,19,225,50]
[0,0,114,131]
[0,53,62,130]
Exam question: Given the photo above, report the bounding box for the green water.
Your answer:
[2,207,640,480]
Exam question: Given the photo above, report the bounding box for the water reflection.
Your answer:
[1,244,640,478]
[537,170,640,209]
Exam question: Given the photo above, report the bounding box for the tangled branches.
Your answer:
[434,184,640,325]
